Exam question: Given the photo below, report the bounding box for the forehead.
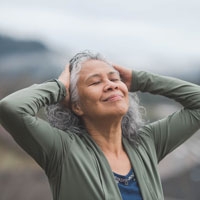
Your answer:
[80,59,116,77]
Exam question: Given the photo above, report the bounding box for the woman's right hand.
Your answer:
[58,64,70,108]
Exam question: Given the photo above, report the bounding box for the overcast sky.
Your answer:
[0,0,200,73]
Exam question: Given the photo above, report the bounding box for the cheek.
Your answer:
[78,88,101,107]
[119,83,129,97]
[123,96,129,110]
[122,83,129,92]
[120,84,129,110]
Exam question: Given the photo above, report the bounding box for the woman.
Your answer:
[0,51,200,200]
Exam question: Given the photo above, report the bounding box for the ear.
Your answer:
[72,102,84,116]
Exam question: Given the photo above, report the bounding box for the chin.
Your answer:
[109,105,128,117]
[117,108,128,116]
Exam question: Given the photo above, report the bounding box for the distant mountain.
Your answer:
[0,34,70,97]
[0,35,47,55]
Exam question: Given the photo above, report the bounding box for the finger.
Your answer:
[113,64,124,73]
[112,64,126,80]
[65,64,70,81]
[113,65,127,79]
[64,64,70,72]
[63,64,70,79]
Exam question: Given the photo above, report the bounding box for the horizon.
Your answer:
[0,0,200,74]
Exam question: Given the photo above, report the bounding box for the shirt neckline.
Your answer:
[113,168,133,178]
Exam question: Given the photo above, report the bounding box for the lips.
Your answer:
[103,94,123,102]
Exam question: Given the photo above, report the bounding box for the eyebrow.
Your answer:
[85,71,120,82]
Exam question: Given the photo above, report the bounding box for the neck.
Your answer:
[83,116,124,156]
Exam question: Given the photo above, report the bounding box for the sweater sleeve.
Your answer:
[0,80,72,172]
[130,70,200,162]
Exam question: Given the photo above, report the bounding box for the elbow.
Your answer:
[0,99,8,118]
[0,99,9,116]
[0,98,19,123]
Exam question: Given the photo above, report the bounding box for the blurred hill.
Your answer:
[0,35,47,55]
[0,35,70,98]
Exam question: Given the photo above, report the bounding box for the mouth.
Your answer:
[102,94,123,102]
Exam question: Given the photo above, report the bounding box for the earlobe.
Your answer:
[72,103,84,116]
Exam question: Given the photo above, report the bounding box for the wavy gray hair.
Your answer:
[46,50,145,145]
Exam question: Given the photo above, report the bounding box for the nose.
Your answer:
[103,80,119,92]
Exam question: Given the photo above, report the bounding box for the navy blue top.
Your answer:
[113,169,143,200]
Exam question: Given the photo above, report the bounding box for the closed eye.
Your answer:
[111,78,120,82]
[90,81,101,85]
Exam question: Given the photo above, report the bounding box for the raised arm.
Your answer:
[0,65,71,172]
[114,65,200,162]
[131,70,200,161]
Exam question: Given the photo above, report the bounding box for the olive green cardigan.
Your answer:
[0,70,200,200]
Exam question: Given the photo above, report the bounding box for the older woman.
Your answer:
[0,51,200,200]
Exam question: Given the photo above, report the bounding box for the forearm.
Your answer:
[0,80,66,119]
[131,70,200,109]
[132,70,200,161]
[0,80,67,168]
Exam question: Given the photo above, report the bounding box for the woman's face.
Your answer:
[73,59,129,121]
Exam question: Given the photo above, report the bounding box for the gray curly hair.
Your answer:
[46,50,145,145]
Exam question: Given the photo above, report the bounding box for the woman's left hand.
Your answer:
[113,64,132,91]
